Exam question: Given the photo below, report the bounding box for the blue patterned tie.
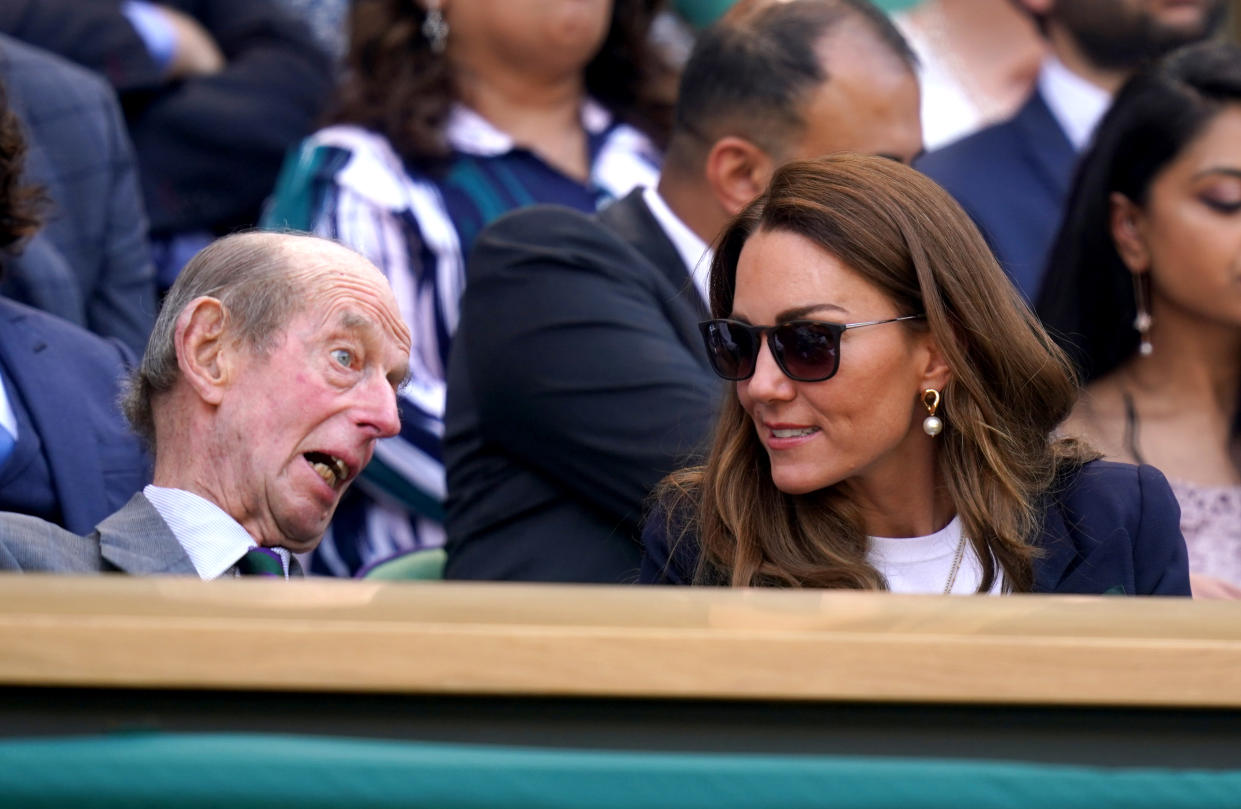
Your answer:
[236,547,285,577]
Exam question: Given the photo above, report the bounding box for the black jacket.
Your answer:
[444,190,721,582]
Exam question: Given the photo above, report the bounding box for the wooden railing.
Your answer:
[2,575,1239,707]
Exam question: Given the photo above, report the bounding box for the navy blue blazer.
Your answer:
[0,298,150,534]
[640,461,1190,596]
[916,88,1077,301]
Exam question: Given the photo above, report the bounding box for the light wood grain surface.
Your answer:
[1,575,1239,707]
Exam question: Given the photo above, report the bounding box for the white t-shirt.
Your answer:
[868,516,1004,594]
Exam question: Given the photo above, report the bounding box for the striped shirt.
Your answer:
[262,100,660,576]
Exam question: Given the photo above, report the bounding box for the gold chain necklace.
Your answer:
[943,533,968,594]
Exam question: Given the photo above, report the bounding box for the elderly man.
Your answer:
[0,231,410,577]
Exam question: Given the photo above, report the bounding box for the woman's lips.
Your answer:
[762,423,821,449]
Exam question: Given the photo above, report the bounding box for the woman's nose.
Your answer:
[744,337,795,402]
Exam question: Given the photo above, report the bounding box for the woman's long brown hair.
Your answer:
[659,155,1093,592]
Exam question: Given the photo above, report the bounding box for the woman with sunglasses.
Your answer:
[640,154,1189,595]
[1037,43,1241,598]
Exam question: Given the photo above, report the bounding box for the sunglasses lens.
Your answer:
[702,321,757,380]
[772,323,840,381]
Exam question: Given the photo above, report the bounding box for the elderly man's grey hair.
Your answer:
[122,231,347,450]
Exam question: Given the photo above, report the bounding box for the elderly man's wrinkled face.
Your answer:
[212,247,411,553]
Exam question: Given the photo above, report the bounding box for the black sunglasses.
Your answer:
[699,315,925,382]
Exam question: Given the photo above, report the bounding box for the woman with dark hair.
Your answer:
[1037,42,1241,597]
[262,0,673,574]
[641,154,1188,595]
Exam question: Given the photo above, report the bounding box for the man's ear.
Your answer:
[704,136,775,216]
[1109,192,1151,275]
[174,297,232,405]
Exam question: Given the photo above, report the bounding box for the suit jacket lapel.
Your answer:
[1012,89,1077,203]
[598,190,711,366]
[0,302,109,533]
[97,493,197,575]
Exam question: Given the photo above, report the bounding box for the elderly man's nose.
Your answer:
[356,376,401,437]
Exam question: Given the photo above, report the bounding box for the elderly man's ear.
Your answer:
[174,297,234,405]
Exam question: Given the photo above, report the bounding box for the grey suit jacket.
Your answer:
[0,493,195,574]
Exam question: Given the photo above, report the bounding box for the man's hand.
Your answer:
[159,5,225,77]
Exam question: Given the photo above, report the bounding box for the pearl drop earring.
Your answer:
[922,388,943,437]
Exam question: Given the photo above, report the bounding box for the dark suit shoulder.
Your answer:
[916,116,1026,200]
[0,297,135,370]
[473,204,639,268]
[0,33,114,110]
[1036,459,1189,595]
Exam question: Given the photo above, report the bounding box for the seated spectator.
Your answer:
[0,34,155,357]
[1037,43,1241,599]
[262,0,673,576]
[0,0,335,285]
[444,0,922,582]
[0,232,410,578]
[641,155,1190,596]
[917,0,1225,300]
[0,81,149,534]
[892,0,1044,150]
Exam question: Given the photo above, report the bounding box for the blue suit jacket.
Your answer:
[0,298,150,534]
[640,461,1191,596]
[0,34,156,357]
[916,88,1077,301]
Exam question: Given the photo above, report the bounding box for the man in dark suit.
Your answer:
[0,232,411,578]
[0,73,149,536]
[0,0,334,285]
[916,0,1224,300]
[443,0,923,582]
[0,34,156,357]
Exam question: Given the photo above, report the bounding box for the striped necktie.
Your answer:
[236,547,285,577]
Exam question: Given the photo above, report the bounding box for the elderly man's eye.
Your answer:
[330,348,353,367]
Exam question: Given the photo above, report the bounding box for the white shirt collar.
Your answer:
[143,485,291,580]
[642,186,713,305]
[1037,54,1112,151]
[444,98,615,157]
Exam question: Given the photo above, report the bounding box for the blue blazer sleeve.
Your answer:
[1132,464,1191,596]
[1034,460,1190,596]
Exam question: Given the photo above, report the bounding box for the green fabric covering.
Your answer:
[361,547,447,580]
[673,0,919,27]
[2,732,1241,809]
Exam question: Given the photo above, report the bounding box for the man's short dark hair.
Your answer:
[672,0,916,159]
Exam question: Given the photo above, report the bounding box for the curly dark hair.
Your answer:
[332,0,674,168]
[0,83,44,256]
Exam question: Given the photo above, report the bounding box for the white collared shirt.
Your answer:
[143,485,291,580]
[1037,55,1112,152]
[642,186,713,305]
